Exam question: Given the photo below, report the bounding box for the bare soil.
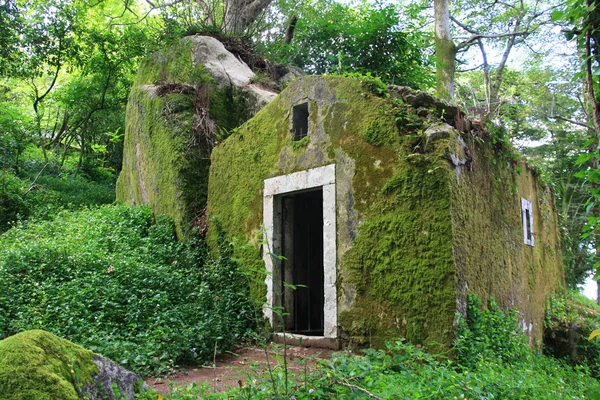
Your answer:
[145,343,336,394]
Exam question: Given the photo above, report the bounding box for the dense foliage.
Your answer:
[0,154,115,232]
[138,294,600,399]
[260,3,433,88]
[0,205,257,375]
[545,289,600,378]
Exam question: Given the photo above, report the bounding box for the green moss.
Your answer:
[449,135,563,342]
[360,113,398,146]
[117,38,253,238]
[134,39,214,86]
[291,135,309,150]
[0,330,98,400]
[231,236,268,306]
[341,155,456,347]
[206,74,563,349]
[210,86,251,134]
[117,87,206,238]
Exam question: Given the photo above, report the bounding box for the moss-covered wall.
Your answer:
[116,38,251,238]
[207,76,458,348]
[450,139,563,344]
[207,75,564,350]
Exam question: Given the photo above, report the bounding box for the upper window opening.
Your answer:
[521,198,534,246]
[293,103,309,141]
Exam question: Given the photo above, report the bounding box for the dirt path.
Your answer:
[146,344,337,393]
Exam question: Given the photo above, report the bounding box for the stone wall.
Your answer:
[206,75,564,349]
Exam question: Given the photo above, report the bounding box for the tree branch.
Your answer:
[450,16,478,35]
[144,0,186,9]
[456,63,484,72]
[456,30,530,50]
[335,380,383,400]
[23,162,49,197]
[549,115,589,128]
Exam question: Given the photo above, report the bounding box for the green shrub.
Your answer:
[0,205,257,375]
[455,293,530,368]
[545,289,600,378]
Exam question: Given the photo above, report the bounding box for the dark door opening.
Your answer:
[280,189,324,336]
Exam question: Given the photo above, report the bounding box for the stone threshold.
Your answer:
[271,332,340,350]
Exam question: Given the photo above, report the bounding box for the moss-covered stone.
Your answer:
[0,330,98,400]
[206,75,563,350]
[116,38,253,238]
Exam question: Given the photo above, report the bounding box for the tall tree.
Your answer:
[557,0,600,301]
[434,0,456,99]
[433,0,560,118]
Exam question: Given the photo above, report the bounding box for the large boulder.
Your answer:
[0,330,147,400]
[116,35,285,238]
[189,35,254,87]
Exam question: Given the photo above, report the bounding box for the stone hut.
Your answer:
[206,75,563,349]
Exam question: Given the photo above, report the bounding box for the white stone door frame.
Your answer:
[263,164,337,339]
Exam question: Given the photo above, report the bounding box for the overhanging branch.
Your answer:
[550,115,589,128]
[457,31,530,50]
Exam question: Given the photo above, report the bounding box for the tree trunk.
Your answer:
[221,0,274,34]
[582,2,600,304]
[284,15,298,44]
[434,0,456,100]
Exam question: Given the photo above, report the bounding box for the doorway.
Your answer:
[262,164,338,340]
[280,189,324,336]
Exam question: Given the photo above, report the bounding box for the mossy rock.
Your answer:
[0,330,98,400]
[116,37,263,238]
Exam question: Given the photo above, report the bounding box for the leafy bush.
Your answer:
[545,289,600,378]
[455,293,530,368]
[260,3,433,88]
[0,205,257,375]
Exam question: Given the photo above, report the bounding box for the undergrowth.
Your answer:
[0,204,257,375]
[0,167,115,232]
[138,294,600,399]
[545,289,600,378]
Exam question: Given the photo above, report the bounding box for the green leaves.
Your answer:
[260,2,433,88]
[0,205,257,375]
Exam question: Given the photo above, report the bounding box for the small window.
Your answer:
[292,103,309,141]
[521,198,534,246]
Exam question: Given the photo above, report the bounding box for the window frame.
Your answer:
[521,198,534,246]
